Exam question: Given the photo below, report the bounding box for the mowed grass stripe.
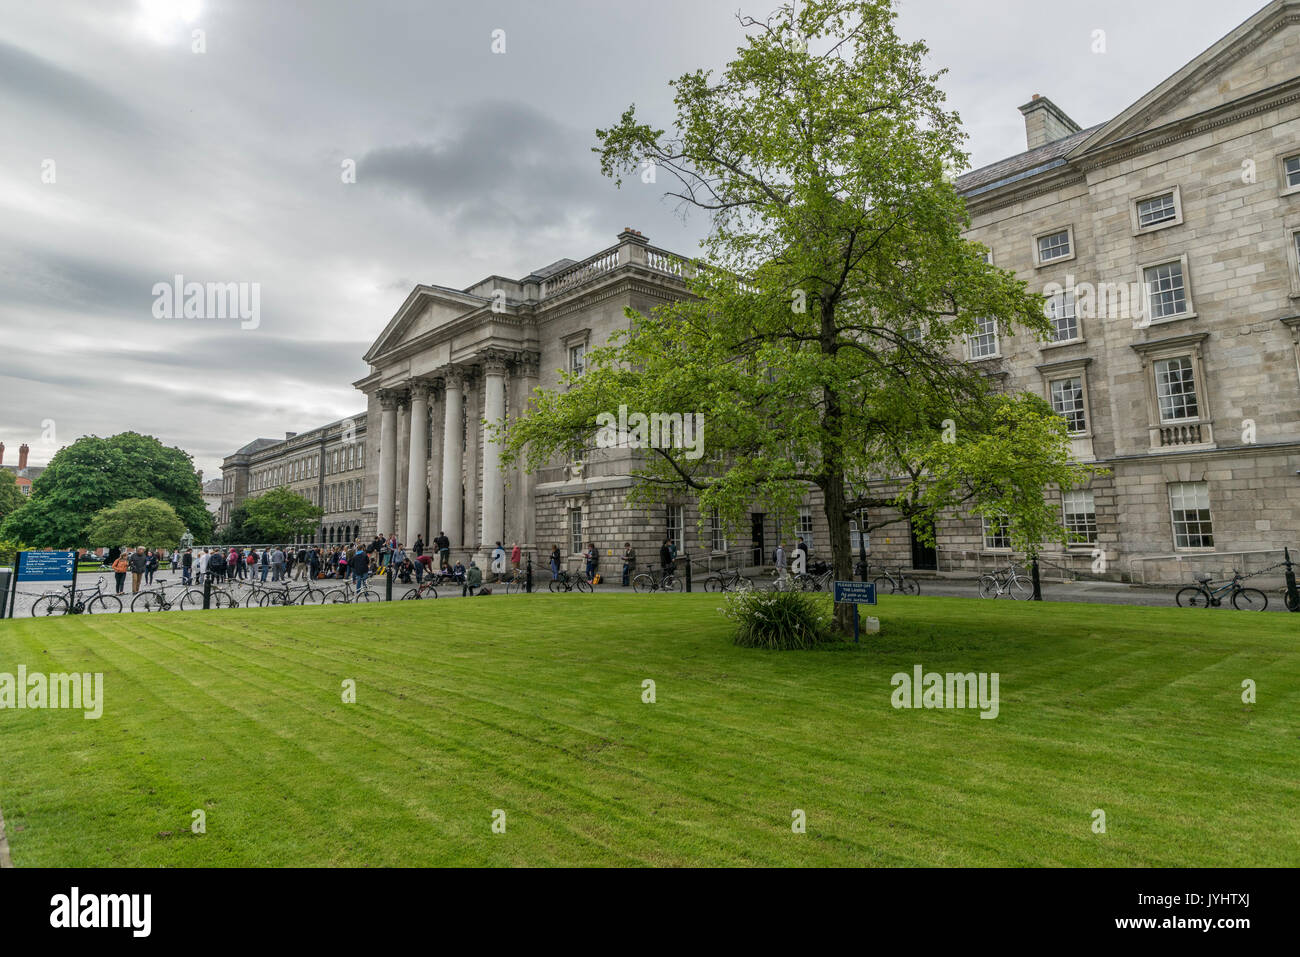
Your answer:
[2,594,1297,866]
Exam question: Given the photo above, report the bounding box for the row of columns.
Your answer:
[373,350,537,554]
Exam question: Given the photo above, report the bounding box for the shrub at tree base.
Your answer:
[721,589,840,650]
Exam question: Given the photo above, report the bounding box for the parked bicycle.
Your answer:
[703,568,755,592]
[32,577,122,616]
[254,580,326,607]
[874,565,922,596]
[550,569,594,593]
[329,582,379,603]
[978,562,1029,600]
[131,580,197,613]
[400,581,440,600]
[179,581,240,610]
[631,564,681,594]
[1176,571,1268,611]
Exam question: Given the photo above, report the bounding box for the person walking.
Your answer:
[549,545,561,581]
[622,542,636,586]
[181,548,193,585]
[128,546,147,593]
[659,539,673,579]
[112,552,129,594]
[144,549,158,586]
[349,546,370,594]
[463,559,482,597]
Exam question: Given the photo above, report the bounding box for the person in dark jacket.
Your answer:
[349,547,371,593]
[435,532,451,569]
[128,547,148,593]
[207,547,227,584]
[144,549,159,585]
[181,548,193,585]
[659,540,673,576]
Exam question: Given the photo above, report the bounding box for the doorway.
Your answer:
[751,512,765,566]
[910,519,937,571]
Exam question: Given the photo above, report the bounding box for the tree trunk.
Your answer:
[818,295,854,635]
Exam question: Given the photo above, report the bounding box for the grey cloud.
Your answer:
[0,37,145,134]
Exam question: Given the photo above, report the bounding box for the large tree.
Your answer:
[0,470,25,524]
[501,0,1098,632]
[241,487,323,544]
[84,497,186,549]
[0,432,213,546]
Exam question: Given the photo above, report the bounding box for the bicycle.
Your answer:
[978,562,1029,599]
[703,568,755,592]
[131,580,200,613]
[400,580,440,600]
[329,581,380,603]
[179,577,241,610]
[631,565,682,593]
[792,562,835,592]
[31,577,122,616]
[1176,571,1268,611]
[549,569,594,593]
[874,565,922,596]
[256,580,326,607]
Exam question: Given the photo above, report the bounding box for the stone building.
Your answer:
[222,0,1300,582]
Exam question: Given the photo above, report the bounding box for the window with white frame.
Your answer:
[1143,260,1188,320]
[968,316,999,359]
[1153,356,1199,422]
[797,505,815,548]
[666,504,684,550]
[1036,229,1071,264]
[568,507,583,554]
[710,508,727,553]
[1136,191,1178,229]
[982,515,1011,551]
[1062,489,1097,545]
[568,343,586,376]
[1049,376,1087,434]
[1285,153,1300,189]
[1168,481,1214,549]
[1044,290,1078,342]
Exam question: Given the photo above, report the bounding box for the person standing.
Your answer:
[207,546,227,584]
[659,539,673,579]
[549,544,561,581]
[584,542,599,582]
[775,542,787,582]
[260,547,271,582]
[181,548,193,585]
[435,531,451,570]
[128,546,147,593]
[413,535,425,559]
[112,552,129,594]
[622,542,636,586]
[490,541,506,581]
[308,546,321,580]
[271,545,286,582]
[197,548,210,584]
[145,549,158,586]
[510,542,521,574]
[349,546,370,593]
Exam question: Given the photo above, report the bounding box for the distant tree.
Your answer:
[84,498,186,550]
[0,538,25,567]
[0,471,25,524]
[242,487,323,543]
[215,503,256,546]
[0,432,213,546]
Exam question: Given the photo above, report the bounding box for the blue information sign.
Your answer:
[833,580,876,605]
[17,550,77,583]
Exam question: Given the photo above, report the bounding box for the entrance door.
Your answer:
[751,513,765,566]
[910,520,937,571]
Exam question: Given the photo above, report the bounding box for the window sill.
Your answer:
[1133,219,1182,237]
[967,353,1002,363]
[1035,254,1076,269]
[1040,337,1085,351]
[1140,311,1197,328]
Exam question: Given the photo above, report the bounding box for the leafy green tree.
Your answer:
[0,538,25,567]
[0,432,212,546]
[84,498,186,549]
[0,470,26,524]
[242,487,323,543]
[502,0,1099,632]
[216,503,256,546]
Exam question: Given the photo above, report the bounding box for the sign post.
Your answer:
[13,550,78,617]
[833,580,877,644]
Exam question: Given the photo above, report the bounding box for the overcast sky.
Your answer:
[0,0,1255,479]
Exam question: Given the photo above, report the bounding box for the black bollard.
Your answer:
[1285,547,1299,612]
[202,575,212,610]
[1031,558,1042,601]
[526,555,533,594]
[385,564,393,601]
[684,552,692,593]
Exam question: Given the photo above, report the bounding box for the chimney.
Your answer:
[1018,94,1081,151]
[18,443,29,468]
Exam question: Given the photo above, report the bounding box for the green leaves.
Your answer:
[241,487,324,544]
[85,497,186,549]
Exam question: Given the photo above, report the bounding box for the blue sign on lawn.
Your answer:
[833,580,877,605]
[17,550,77,583]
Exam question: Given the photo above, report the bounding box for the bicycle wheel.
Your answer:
[977,576,998,599]
[32,594,68,616]
[298,587,324,605]
[1232,588,1268,611]
[549,579,563,593]
[576,579,593,594]
[507,580,523,595]
[733,576,756,592]
[329,589,351,603]
[663,575,683,593]
[1176,586,1210,608]
[1287,590,1300,613]
[631,574,653,594]
[401,587,420,600]
[356,589,378,602]
[211,591,238,609]
[873,575,897,596]
[703,576,723,592]
[244,590,263,608]
[87,594,122,614]
[1007,575,1033,600]
[901,577,921,596]
[131,592,163,612]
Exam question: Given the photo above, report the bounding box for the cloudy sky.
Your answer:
[0,0,1253,479]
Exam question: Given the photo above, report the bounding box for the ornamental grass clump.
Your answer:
[721,588,838,650]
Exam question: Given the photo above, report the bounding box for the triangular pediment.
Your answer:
[1070,0,1300,157]
[363,285,489,363]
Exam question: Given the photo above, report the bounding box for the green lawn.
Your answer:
[0,594,1295,866]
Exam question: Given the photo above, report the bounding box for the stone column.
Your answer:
[514,351,541,550]
[479,353,508,559]
[406,380,430,546]
[439,368,464,548]
[376,391,399,539]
